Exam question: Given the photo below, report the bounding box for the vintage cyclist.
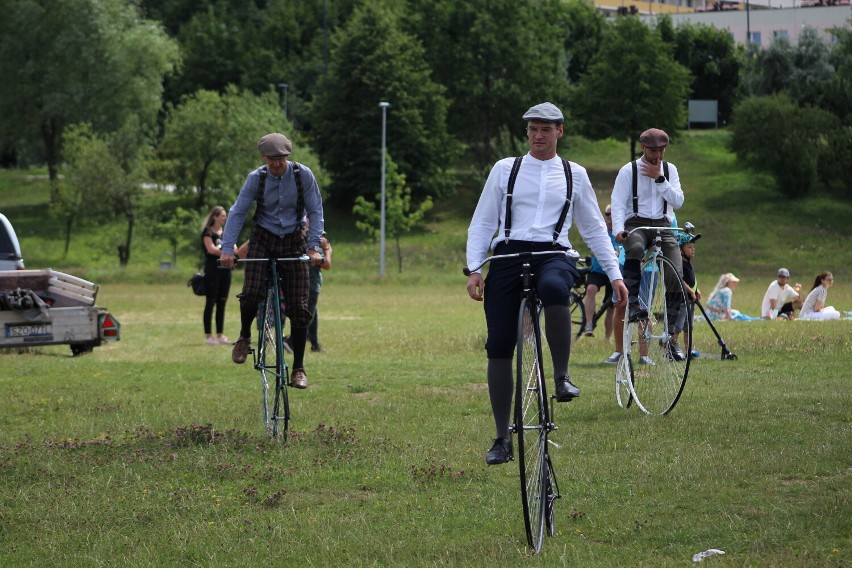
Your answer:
[611,128,686,360]
[220,133,325,389]
[466,102,627,465]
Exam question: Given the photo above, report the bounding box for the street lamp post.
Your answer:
[277,82,289,120]
[379,101,390,276]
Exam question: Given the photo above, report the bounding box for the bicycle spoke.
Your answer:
[627,257,690,415]
[516,298,548,552]
[258,282,289,438]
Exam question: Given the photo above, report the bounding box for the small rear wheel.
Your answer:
[544,453,559,537]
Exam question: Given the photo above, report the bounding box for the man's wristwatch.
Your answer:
[655,175,666,184]
[311,245,324,254]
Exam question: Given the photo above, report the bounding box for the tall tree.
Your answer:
[404,0,569,166]
[659,17,742,125]
[158,86,330,209]
[570,16,692,161]
[0,0,179,180]
[352,155,433,274]
[312,1,456,207]
[62,120,150,266]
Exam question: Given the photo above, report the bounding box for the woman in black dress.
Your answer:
[201,206,236,344]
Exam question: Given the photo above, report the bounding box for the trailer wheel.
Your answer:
[71,344,95,356]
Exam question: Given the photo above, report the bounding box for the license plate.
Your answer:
[6,323,52,338]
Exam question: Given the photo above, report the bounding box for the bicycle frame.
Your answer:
[466,248,577,551]
[618,226,691,415]
[239,255,309,438]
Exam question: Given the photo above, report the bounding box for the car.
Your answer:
[0,212,25,270]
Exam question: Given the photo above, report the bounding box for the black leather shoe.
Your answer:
[554,376,580,402]
[485,437,513,465]
[666,338,686,362]
[628,305,648,323]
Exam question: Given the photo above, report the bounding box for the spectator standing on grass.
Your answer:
[761,268,803,320]
[466,102,626,465]
[201,206,237,345]
[581,204,616,340]
[611,128,686,360]
[220,133,325,390]
[705,273,740,321]
[799,271,840,320]
[284,231,332,353]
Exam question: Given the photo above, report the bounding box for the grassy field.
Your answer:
[0,278,849,566]
[1,130,851,565]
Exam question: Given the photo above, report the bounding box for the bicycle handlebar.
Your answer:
[463,249,579,277]
[625,226,684,236]
[236,255,311,263]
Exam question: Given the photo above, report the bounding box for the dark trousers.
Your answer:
[483,241,578,359]
[622,217,683,333]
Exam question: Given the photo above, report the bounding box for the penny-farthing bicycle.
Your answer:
[466,249,575,552]
[239,255,309,439]
[615,227,690,415]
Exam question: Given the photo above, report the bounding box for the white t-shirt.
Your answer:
[761,281,799,317]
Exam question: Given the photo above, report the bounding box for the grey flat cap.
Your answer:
[522,102,564,123]
[778,268,790,277]
[639,128,669,148]
[257,133,292,157]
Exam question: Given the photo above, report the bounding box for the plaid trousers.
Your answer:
[239,227,311,328]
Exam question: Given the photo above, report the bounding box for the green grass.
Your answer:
[0,280,849,566]
[0,131,850,565]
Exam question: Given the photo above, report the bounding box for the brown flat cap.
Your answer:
[639,128,669,148]
[257,133,292,157]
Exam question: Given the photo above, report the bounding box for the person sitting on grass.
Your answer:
[705,273,740,321]
[798,271,840,321]
[761,268,803,320]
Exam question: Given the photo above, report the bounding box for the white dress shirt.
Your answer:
[610,159,684,236]
[467,153,621,282]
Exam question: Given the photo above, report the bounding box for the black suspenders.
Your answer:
[503,156,573,244]
[631,160,669,216]
[252,163,306,225]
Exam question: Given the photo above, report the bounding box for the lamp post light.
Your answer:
[379,101,390,277]
[277,82,289,119]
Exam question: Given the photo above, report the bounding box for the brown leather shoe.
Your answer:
[231,337,251,364]
[290,368,308,389]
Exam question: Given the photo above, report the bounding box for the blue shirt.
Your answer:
[222,162,324,253]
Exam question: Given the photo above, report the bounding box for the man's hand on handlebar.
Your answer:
[467,272,484,301]
[615,230,629,243]
[220,252,236,269]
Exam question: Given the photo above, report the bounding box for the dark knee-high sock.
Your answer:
[291,327,308,369]
[487,358,513,440]
[239,300,256,339]
[544,305,572,380]
[624,259,642,302]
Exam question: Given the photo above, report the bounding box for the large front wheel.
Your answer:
[257,286,289,438]
[515,298,549,552]
[624,256,690,415]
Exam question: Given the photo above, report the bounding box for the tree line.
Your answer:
[0,0,849,265]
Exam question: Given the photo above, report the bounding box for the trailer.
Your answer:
[0,269,120,356]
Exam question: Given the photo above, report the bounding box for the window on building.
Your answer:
[773,30,789,40]
[748,31,761,45]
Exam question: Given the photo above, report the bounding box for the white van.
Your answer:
[0,213,25,270]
